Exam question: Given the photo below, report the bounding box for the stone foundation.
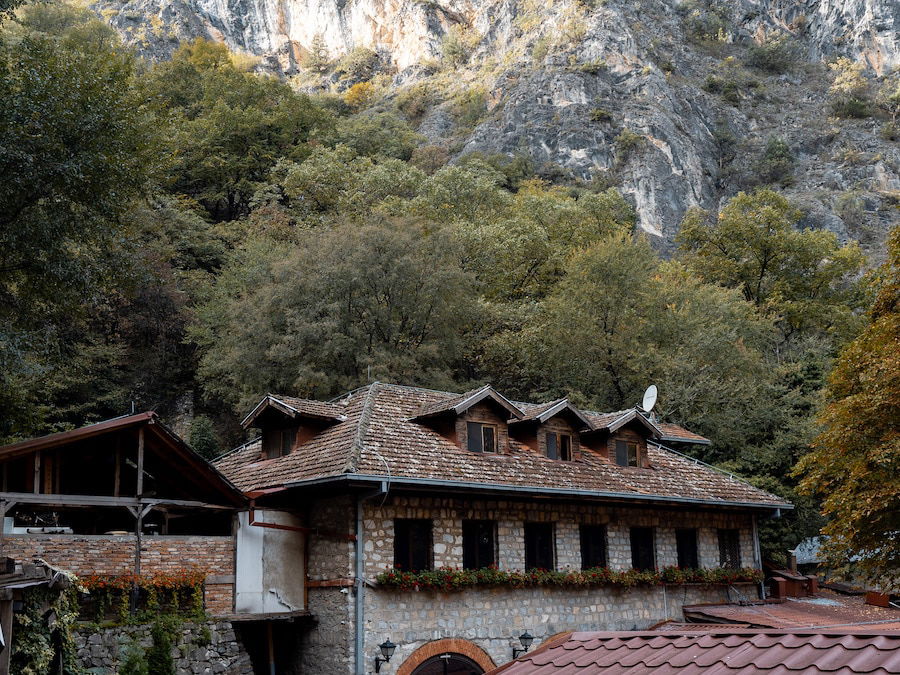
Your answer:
[73,620,253,675]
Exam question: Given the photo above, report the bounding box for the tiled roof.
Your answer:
[214,383,789,508]
[489,630,900,675]
[684,591,900,631]
[276,395,347,420]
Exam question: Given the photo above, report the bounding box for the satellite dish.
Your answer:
[641,384,658,413]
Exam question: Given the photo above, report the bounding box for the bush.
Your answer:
[395,83,436,122]
[679,0,730,43]
[336,46,379,81]
[451,86,488,130]
[746,35,796,73]
[442,25,480,67]
[119,641,149,675]
[532,36,550,63]
[590,108,612,122]
[829,58,871,118]
[614,129,645,166]
[189,416,220,460]
[344,81,376,110]
[147,617,178,675]
[752,136,795,186]
[881,121,900,141]
[410,145,450,174]
[577,59,608,74]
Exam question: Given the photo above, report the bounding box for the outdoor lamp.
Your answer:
[513,631,534,658]
[375,638,396,672]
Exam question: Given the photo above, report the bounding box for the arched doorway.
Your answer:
[411,653,485,675]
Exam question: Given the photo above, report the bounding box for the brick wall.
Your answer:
[1,534,236,614]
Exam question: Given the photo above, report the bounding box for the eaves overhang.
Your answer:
[278,473,794,512]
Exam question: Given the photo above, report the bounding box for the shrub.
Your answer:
[753,136,795,186]
[746,35,796,73]
[532,36,551,63]
[336,46,379,81]
[614,129,645,166]
[590,108,612,122]
[189,416,220,460]
[147,617,178,675]
[119,641,149,675]
[301,33,330,73]
[410,145,450,174]
[829,57,871,118]
[881,121,900,141]
[395,83,436,122]
[451,86,488,130]
[679,0,730,43]
[344,81,376,110]
[442,25,480,67]
[578,59,608,74]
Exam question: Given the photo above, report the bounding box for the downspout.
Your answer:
[355,483,387,675]
[752,513,766,601]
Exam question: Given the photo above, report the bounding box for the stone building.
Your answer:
[216,382,792,675]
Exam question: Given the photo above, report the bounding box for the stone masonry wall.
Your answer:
[300,495,356,674]
[365,583,755,673]
[1,534,236,614]
[363,496,758,577]
[74,620,253,675]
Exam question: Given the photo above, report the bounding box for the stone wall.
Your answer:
[73,620,253,675]
[1,534,236,614]
[365,583,755,673]
[362,496,758,577]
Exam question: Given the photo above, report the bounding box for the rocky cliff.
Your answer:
[92,0,899,249]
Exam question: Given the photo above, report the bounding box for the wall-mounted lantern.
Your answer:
[513,631,534,659]
[375,638,397,673]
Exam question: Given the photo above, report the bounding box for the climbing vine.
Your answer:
[79,569,207,624]
[11,584,84,675]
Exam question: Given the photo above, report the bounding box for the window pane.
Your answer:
[630,527,655,571]
[263,429,281,459]
[546,433,558,460]
[560,435,572,461]
[466,422,483,452]
[524,522,554,570]
[580,525,607,569]
[718,529,741,569]
[394,519,432,571]
[676,528,699,568]
[615,440,628,466]
[281,428,296,456]
[627,442,638,467]
[482,426,496,453]
[463,520,495,569]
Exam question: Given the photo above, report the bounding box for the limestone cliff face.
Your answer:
[93,0,899,248]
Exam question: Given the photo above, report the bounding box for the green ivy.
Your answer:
[11,585,84,675]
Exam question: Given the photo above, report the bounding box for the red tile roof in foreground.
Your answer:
[684,591,900,632]
[488,630,900,675]
[215,383,786,509]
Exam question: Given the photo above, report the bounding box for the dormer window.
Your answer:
[466,422,497,453]
[546,432,572,461]
[615,440,639,467]
[263,427,296,459]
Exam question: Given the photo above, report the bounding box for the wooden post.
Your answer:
[0,589,13,675]
[113,445,121,498]
[32,451,40,494]
[136,428,144,497]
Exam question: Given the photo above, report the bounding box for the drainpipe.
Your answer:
[752,513,766,601]
[355,483,388,675]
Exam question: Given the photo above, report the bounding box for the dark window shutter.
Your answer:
[263,429,280,459]
[482,425,496,453]
[525,522,554,570]
[580,525,607,569]
[560,435,572,461]
[394,519,432,571]
[630,527,655,571]
[463,520,495,569]
[281,428,296,456]
[615,440,628,466]
[466,422,483,452]
[676,529,699,568]
[546,433,558,459]
[718,529,741,569]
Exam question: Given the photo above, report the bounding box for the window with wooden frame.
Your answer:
[580,524,607,569]
[262,427,297,460]
[675,528,699,569]
[466,422,498,453]
[545,432,573,461]
[630,527,656,571]
[718,528,741,569]
[462,519,496,570]
[524,522,555,570]
[394,519,433,571]
[614,440,639,467]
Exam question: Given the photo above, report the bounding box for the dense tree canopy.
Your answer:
[795,226,900,589]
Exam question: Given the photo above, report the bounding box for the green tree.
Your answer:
[828,57,871,118]
[190,415,222,459]
[678,190,865,344]
[794,226,900,589]
[190,219,476,410]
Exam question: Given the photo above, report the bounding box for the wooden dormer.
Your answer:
[580,409,662,469]
[410,385,524,454]
[509,399,592,462]
[242,394,346,461]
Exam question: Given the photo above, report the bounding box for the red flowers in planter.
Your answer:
[375,566,763,591]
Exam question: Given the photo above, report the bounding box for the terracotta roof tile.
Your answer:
[489,631,900,675]
[215,383,788,508]
[275,395,346,420]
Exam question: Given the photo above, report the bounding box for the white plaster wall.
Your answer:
[235,510,305,613]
